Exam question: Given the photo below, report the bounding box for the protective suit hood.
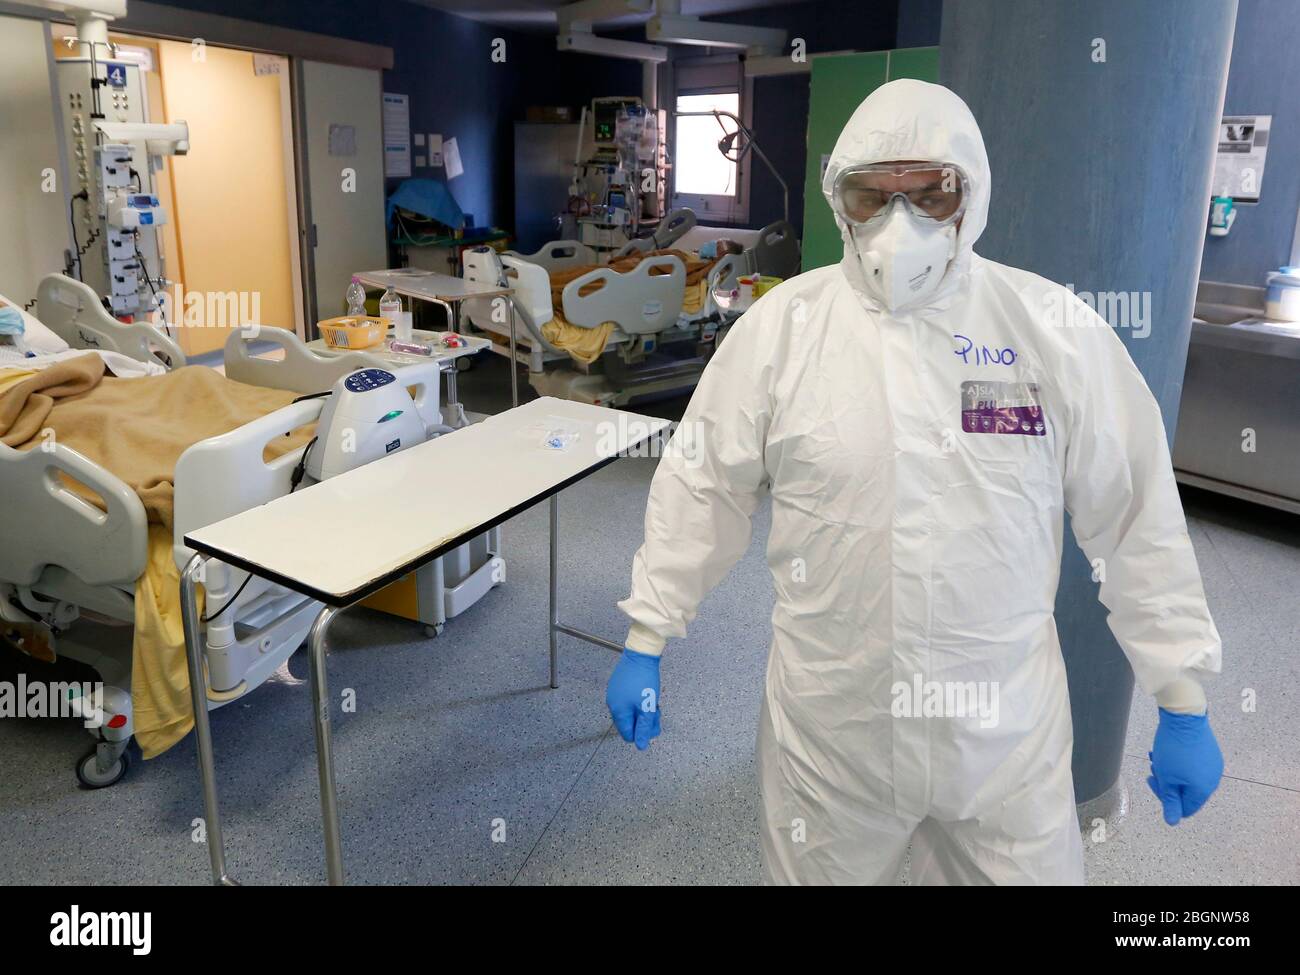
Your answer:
[822,79,991,310]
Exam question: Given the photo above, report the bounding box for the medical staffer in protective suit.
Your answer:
[607,80,1224,884]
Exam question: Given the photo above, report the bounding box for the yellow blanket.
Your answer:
[0,355,312,757]
[540,250,715,365]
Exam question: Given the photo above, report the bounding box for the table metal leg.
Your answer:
[549,495,559,688]
[507,295,519,408]
[180,554,238,886]
[547,492,624,689]
[306,604,345,885]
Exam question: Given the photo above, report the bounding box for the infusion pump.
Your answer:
[56,55,184,317]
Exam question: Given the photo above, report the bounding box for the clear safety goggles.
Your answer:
[832,162,969,227]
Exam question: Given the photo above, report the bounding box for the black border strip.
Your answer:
[184,435,660,608]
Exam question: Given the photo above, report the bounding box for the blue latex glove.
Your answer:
[606,648,662,751]
[1147,708,1223,826]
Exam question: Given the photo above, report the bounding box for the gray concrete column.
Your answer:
[940,0,1237,809]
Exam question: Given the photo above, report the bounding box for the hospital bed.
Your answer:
[0,274,486,788]
[461,209,800,406]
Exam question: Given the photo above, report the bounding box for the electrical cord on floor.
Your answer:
[201,435,318,624]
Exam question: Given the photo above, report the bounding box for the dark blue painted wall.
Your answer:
[1199,0,1300,286]
[896,0,943,48]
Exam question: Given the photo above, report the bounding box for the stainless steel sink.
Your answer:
[1192,300,1260,325]
[1176,281,1300,515]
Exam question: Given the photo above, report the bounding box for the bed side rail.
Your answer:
[561,254,686,336]
[36,274,186,370]
[750,219,801,280]
[612,208,698,260]
[0,441,147,588]
[172,398,325,563]
[223,327,386,395]
[463,249,564,356]
[503,240,597,273]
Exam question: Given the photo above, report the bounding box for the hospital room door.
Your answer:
[294,60,388,327]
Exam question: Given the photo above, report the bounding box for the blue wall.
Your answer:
[896,0,943,48]
[1199,0,1300,286]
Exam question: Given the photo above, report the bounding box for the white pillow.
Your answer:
[0,292,70,354]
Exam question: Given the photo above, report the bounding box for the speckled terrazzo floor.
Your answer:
[1,354,1295,885]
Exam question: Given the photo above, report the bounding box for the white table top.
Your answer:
[184,397,671,605]
[306,329,489,366]
[356,268,512,301]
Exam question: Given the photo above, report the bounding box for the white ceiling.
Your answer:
[407,0,814,32]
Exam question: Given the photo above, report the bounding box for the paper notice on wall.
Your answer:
[252,53,283,76]
[429,133,443,168]
[328,124,356,156]
[382,92,411,178]
[444,136,463,180]
[1213,115,1271,204]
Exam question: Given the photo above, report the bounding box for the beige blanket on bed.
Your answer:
[0,354,313,757]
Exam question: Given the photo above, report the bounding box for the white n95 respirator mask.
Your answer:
[833,161,968,312]
[852,202,958,311]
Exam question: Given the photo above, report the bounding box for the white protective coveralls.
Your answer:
[618,79,1222,884]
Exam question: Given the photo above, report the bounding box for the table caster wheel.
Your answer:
[424,623,444,638]
[76,745,129,789]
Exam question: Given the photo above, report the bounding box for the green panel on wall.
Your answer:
[800,47,940,273]
[888,45,941,83]
[802,52,888,273]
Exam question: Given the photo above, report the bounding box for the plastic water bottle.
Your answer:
[379,286,409,342]
[345,276,367,317]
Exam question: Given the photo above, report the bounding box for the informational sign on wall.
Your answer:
[1213,114,1271,204]
[382,92,411,178]
[252,53,282,76]
[444,136,463,180]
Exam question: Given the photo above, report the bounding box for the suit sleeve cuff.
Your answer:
[1155,676,1207,715]
[625,622,666,656]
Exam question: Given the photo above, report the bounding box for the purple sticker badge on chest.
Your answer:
[961,380,1047,436]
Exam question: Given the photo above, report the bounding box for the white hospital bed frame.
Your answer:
[0,275,478,788]
[460,211,800,406]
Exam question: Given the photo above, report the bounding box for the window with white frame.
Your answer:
[672,58,748,222]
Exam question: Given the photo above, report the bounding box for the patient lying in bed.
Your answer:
[539,248,719,364]
[0,354,313,758]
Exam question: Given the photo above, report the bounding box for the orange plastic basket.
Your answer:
[318,315,388,350]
